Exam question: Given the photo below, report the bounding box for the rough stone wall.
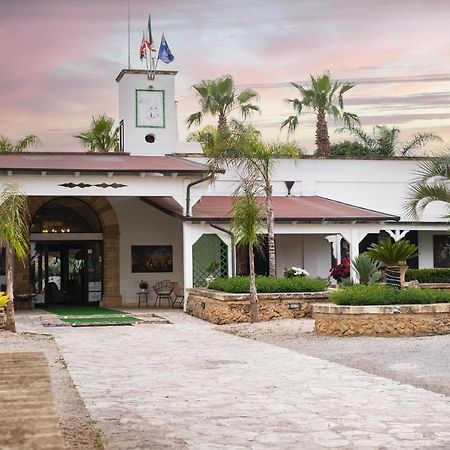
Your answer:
[186,290,329,325]
[315,312,450,337]
[0,308,5,329]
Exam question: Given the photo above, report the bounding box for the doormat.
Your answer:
[40,306,141,326]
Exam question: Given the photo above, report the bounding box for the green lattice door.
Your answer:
[192,234,228,287]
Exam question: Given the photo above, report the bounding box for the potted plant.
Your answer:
[139,280,149,292]
[366,239,418,288]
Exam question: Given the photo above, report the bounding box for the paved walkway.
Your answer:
[19,311,450,449]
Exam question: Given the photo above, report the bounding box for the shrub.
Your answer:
[406,268,450,283]
[331,284,450,305]
[365,239,418,267]
[351,254,381,285]
[284,266,309,278]
[329,140,372,157]
[208,276,328,293]
[330,257,350,281]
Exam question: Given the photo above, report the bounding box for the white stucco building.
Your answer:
[1,69,448,308]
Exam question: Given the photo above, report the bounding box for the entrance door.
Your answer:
[31,241,103,306]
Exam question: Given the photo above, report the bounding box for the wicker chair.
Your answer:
[153,280,173,307]
[171,282,184,309]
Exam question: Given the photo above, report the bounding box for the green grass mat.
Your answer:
[61,316,141,324]
[41,306,127,316]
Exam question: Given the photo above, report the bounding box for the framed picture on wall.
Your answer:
[131,245,173,273]
[433,235,450,268]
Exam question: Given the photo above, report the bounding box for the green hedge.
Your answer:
[331,284,450,306]
[208,276,328,294]
[406,268,450,283]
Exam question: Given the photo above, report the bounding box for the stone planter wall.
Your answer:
[0,307,5,330]
[186,288,329,324]
[313,303,450,337]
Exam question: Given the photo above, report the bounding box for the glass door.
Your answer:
[31,241,103,306]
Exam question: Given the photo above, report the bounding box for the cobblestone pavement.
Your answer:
[22,311,450,449]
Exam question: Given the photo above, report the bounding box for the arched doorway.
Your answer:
[30,198,104,306]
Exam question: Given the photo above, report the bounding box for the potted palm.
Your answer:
[365,239,418,288]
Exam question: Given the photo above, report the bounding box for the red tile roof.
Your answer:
[143,195,399,222]
[0,152,208,174]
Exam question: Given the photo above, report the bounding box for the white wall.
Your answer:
[109,196,183,305]
[275,234,331,278]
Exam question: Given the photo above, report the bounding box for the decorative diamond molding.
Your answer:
[59,182,126,189]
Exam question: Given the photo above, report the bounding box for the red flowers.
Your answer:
[330,257,351,281]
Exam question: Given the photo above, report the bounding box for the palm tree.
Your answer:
[281,72,359,157]
[405,154,450,219]
[186,75,260,130]
[75,115,119,153]
[0,135,40,152]
[231,178,264,322]
[0,182,30,332]
[195,121,301,276]
[346,126,441,157]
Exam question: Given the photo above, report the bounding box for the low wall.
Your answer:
[0,308,5,330]
[314,303,450,337]
[186,288,329,324]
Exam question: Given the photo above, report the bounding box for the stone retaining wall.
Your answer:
[186,288,329,324]
[0,307,5,329]
[314,303,450,337]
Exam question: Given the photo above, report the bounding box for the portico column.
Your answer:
[341,228,361,283]
[182,221,194,311]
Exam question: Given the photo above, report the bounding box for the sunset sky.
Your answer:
[2,0,450,154]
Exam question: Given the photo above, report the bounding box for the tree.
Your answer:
[231,178,264,322]
[0,182,30,332]
[0,135,40,152]
[405,154,450,218]
[281,72,359,157]
[346,125,441,157]
[186,75,260,130]
[194,121,301,276]
[75,115,119,153]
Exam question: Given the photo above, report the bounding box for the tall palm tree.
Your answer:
[347,125,441,157]
[75,115,119,153]
[0,182,30,332]
[281,72,359,157]
[0,135,40,152]
[405,154,450,219]
[186,75,260,130]
[231,178,264,322]
[195,122,301,276]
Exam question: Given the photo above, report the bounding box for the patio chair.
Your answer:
[171,282,184,309]
[153,280,173,307]
[14,283,37,310]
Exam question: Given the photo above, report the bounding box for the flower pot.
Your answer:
[399,264,408,285]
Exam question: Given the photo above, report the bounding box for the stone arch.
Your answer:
[16,196,122,307]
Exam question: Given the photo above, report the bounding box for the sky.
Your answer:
[2,0,450,154]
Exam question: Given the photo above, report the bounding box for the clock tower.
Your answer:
[115,69,178,155]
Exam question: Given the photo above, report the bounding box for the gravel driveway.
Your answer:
[220,318,450,397]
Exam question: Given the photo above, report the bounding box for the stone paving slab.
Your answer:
[47,312,450,449]
[0,352,64,450]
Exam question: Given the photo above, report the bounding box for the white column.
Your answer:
[182,222,193,311]
[341,228,361,283]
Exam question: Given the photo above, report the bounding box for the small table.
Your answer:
[137,291,150,307]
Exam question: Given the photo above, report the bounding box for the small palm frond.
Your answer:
[240,103,260,119]
[400,132,442,156]
[237,89,259,105]
[186,112,203,129]
[15,135,40,152]
[404,180,450,219]
[280,115,299,134]
[348,127,376,148]
[0,136,13,152]
[341,112,360,129]
[414,156,450,182]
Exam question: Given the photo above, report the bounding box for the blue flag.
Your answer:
[158,34,174,64]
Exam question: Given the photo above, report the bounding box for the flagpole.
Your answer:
[127,0,131,69]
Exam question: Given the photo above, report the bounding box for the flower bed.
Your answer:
[186,288,329,324]
[331,284,450,306]
[208,276,328,294]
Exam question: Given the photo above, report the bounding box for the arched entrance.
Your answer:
[19,197,122,307]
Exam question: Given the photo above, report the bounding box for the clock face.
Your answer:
[136,89,165,128]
